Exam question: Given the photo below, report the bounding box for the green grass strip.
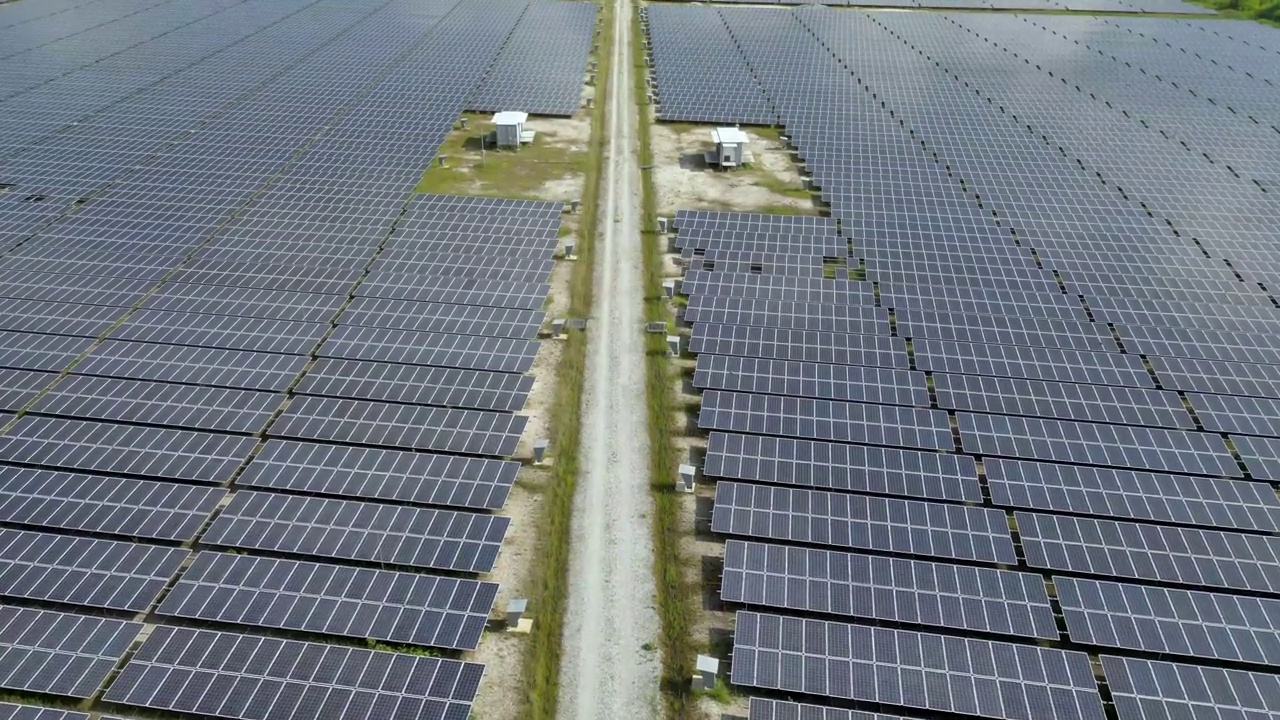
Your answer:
[633,6,699,719]
[517,1,613,718]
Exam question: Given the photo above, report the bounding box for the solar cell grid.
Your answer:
[0,271,152,307]
[159,552,497,650]
[985,458,1280,531]
[1017,512,1280,593]
[914,339,1153,387]
[142,282,345,324]
[238,439,516,509]
[319,325,539,373]
[1101,655,1280,720]
[104,625,482,720]
[29,375,280,433]
[357,274,549,310]
[0,332,94,372]
[0,605,140,698]
[731,610,1105,720]
[0,466,224,540]
[297,358,533,412]
[958,412,1241,477]
[937,373,1193,428]
[1190,393,1280,438]
[682,297,888,334]
[0,415,255,482]
[0,369,55,412]
[704,432,980,501]
[1231,434,1280,481]
[890,310,1121,351]
[270,395,525,456]
[748,698,914,720]
[202,491,508,573]
[110,309,329,355]
[690,324,908,368]
[0,704,88,720]
[340,297,545,340]
[0,528,186,611]
[699,390,954,450]
[712,481,1016,563]
[1056,576,1280,665]
[0,298,123,338]
[678,272,872,305]
[723,539,1058,638]
[693,355,929,406]
[1151,355,1280,400]
[73,340,308,392]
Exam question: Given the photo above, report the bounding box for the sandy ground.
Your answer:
[650,123,814,216]
[556,0,662,716]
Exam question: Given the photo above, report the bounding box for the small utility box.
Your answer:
[677,463,696,493]
[706,127,752,168]
[695,655,719,689]
[493,111,533,149]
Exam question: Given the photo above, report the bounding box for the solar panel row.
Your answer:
[647,6,1280,717]
[0,0,597,713]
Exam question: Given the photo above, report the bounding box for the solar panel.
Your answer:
[0,368,55,411]
[356,274,549,310]
[748,698,914,720]
[690,324,909,368]
[142,283,345,323]
[1229,434,1280,480]
[159,552,498,650]
[1017,512,1280,593]
[296,358,533,412]
[0,466,224,540]
[722,539,1058,638]
[1149,355,1280,399]
[704,432,980,501]
[0,704,88,720]
[0,416,256,482]
[202,491,508,573]
[1190,392,1280,438]
[1117,324,1280,365]
[73,340,309,391]
[319,325,539,373]
[935,374,1193,428]
[1101,655,1280,720]
[1056,576,1280,665]
[914,340,1154,387]
[699,390,954,451]
[985,458,1280,531]
[104,625,482,720]
[29,375,280,433]
[712,481,1016,563]
[270,396,526,456]
[893,309,1119,353]
[693,355,929,406]
[237,439,516,510]
[0,528,186,611]
[682,297,889,334]
[731,610,1105,720]
[0,332,93,372]
[109,309,329,355]
[0,605,140,698]
[0,299,123,338]
[958,412,1241,476]
[340,297,545,340]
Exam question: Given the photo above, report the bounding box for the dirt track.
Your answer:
[554,0,662,716]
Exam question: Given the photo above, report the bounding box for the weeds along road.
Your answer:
[554,0,661,717]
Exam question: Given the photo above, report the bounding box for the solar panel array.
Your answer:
[0,0,594,715]
[646,5,1280,717]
